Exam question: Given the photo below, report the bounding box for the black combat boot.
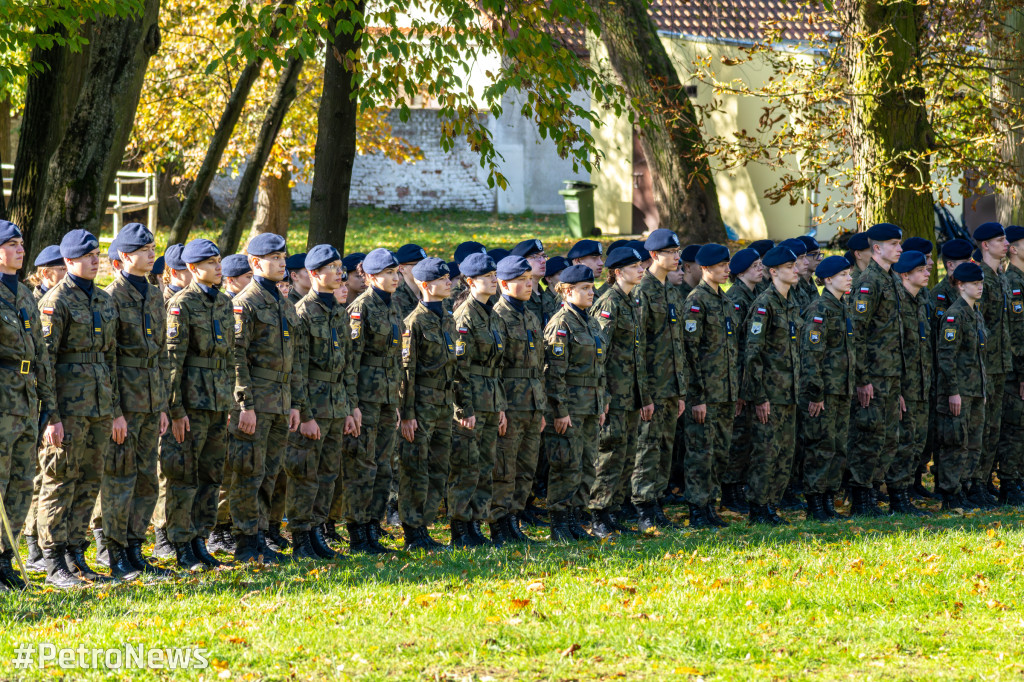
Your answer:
[687,504,713,529]
[321,520,343,543]
[359,523,393,555]
[967,480,998,510]
[1003,480,1024,508]
[152,527,175,558]
[805,494,830,522]
[92,528,109,568]
[309,526,339,559]
[747,503,775,525]
[45,546,83,589]
[766,504,789,525]
[371,520,394,541]
[24,535,45,572]
[449,520,479,549]
[705,503,729,528]
[488,517,515,548]
[720,483,750,514]
[940,490,962,511]
[191,536,223,568]
[778,482,806,511]
[590,509,618,539]
[66,544,106,581]
[256,530,289,564]
[849,486,882,518]
[508,514,538,544]
[468,520,489,545]
[386,501,401,527]
[291,530,320,560]
[895,489,932,517]
[823,491,839,519]
[549,510,575,543]
[127,540,173,576]
[637,502,659,533]
[107,543,142,581]
[176,541,207,571]
[618,501,640,521]
[265,523,290,552]
[206,524,236,554]
[653,503,678,530]
[402,524,429,551]
[232,534,260,564]
[567,509,595,541]
[0,549,26,590]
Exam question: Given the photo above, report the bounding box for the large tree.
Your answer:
[990,4,1024,226]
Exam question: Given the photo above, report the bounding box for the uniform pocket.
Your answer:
[284,438,315,479]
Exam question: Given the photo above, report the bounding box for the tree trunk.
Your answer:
[845,0,934,239]
[218,55,304,254]
[29,1,161,265]
[307,1,365,253]
[250,169,291,238]
[0,96,8,219]
[589,0,724,243]
[991,6,1024,226]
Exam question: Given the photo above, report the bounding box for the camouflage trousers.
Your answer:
[101,411,160,547]
[934,396,984,495]
[449,411,499,522]
[998,387,1024,479]
[37,415,110,551]
[491,409,542,522]
[398,402,451,528]
[746,403,796,506]
[285,415,346,532]
[669,413,686,492]
[800,395,849,495]
[227,410,289,536]
[546,413,599,512]
[724,404,754,487]
[976,374,1006,481]
[891,399,928,490]
[589,408,640,511]
[340,402,397,524]
[632,398,679,505]
[270,469,287,529]
[157,410,227,543]
[22,457,42,538]
[215,457,232,526]
[683,402,735,507]
[0,413,38,553]
[847,376,900,489]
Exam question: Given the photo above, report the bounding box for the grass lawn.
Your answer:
[3,492,1024,680]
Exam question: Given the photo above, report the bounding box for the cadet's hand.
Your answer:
[898,395,906,421]
[300,419,321,440]
[755,401,771,424]
[353,407,363,430]
[692,403,707,424]
[498,411,508,436]
[459,416,477,430]
[401,419,418,443]
[539,416,546,432]
[857,383,874,408]
[949,394,962,416]
[677,399,686,418]
[44,421,64,447]
[640,402,654,421]
[288,409,301,432]
[343,414,360,438]
[238,409,257,435]
[111,416,128,445]
[554,415,572,434]
[735,399,746,417]
[808,401,824,418]
[172,416,190,444]
[159,412,169,437]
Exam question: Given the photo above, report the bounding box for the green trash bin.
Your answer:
[558,181,597,239]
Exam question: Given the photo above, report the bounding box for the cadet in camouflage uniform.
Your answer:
[633,229,687,531]
[342,252,367,306]
[30,245,66,303]
[543,264,606,542]
[998,226,1024,506]
[286,253,310,305]
[397,258,455,551]
[798,256,854,522]
[681,244,739,529]
[567,240,604,293]
[228,233,303,564]
[285,245,358,560]
[449,253,506,547]
[668,244,702,501]
[222,254,253,299]
[748,240,775,297]
[447,242,487,314]
[542,256,568,323]
[935,263,988,510]
[342,248,403,554]
[742,246,802,525]
[163,244,192,301]
[394,244,427,318]
[38,230,120,587]
[587,247,650,538]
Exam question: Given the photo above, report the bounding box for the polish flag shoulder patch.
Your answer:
[756,307,767,315]
[233,306,243,314]
[936,294,947,300]
[170,306,181,315]
[556,329,567,337]
[812,316,824,324]
[1014,289,1022,296]
[734,303,741,310]
[946,316,955,322]
[859,287,871,293]
[690,306,700,313]
[42,306,54,315]
[457,326,469,334]
[350,311,361,320]
[599,310,611,319]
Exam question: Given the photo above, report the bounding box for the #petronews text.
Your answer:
[12,643,209,670]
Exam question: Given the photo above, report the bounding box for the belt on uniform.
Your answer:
[565,376,600,388]
[308,369,342,383]
[0,360,32,375]
[117,356,158,369]
[468,364,496,377]
[360,355,390,368]
[185,357,228,370]
[415,376,448,390]
[56,352,104,364]
[250,366,290,383]
[503,367,540,379]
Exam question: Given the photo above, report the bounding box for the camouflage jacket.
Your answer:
[850,259,904,383]
[164,284,185,304]
[742,284,801,406]
[1005,264,1024,385]
[105,273,167,415]
[541,286,561,323]
[32,285,47,304]
[898,287,933,402]
[525,289,548,329]
[725,280,759,377]
[544,303,606,418]
[592,283,649,409]
[164,282,235,418]
[931,276,957,334]
[936,296,987,398]
[293,291,355,422]
[231,279,303,416]
[453,297,507,419]
[792,277,818,316]
[39,276,120,419]
[636,269,687,400]
[0,282,56,419]
[348,287,403,406]
[979,261,1013,376]
[799,289,854,402]
[287,286,305,306]
[493,295,546,413]
[682,280,740,405]
[393,279,421,319]
[400,302,457,420]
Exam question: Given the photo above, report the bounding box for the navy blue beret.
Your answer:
[1006,226,1024,243]
[560,264,594,285]
[454,241,487,264]
[681,244,703,263]
[847,232,870,251]
[152,256,165,276]
[0,220,22,246]
[729,248,759,275]
[164,243,186,270]
[644,229,680,252]
[363,248,400,275]
[798,235,819,252]
[460,252,496,278]
[607,239,629,254]
[116,223,154,253]
[902,237,933,254]
[396,243,428,264]
[182,238,221,264]
[108,239,122,262]
[696,243,730,267]
[567,239,603,260]
[973,247,983,261]
[816,254,852,279]
[221,253,251,277]
[626,240,650,261]
[974,221,1005,243]
[510,238,544,258]
[941,238,973,260]
[749,239,774,257]
[488,248,510,263]
[762,246,797,268]
[285,253,307,271]
[60,229,100,260]
[447,260,461,279]
[34,245,63,268]
[305,244,341,272]
[844,251,855,266]
[779,238,807,256]
[545,256,569,278]
[496,255,531,281]
[953,262,983,282]
[893,250,927,274]
[412,257,450,282]
[247,233,287,257]
[866,223,902,241]
[342,252,366,272]
[605,247,643,271]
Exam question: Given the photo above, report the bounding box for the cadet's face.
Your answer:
[291,267,311,291]
[122,243,156,275]
[311,261,343,292]
[334,283,348,304]
[468,271,498,297]
[172,267,193,286]
[0,237,24,273]
[876,239,902,265]
[667,268,684,286]
[924,253,934,274]
[576,254,603,278]
[751,259,765,281]
[501,274,534,301]
[369,266,401,293]
[906,265,930,288]
[255,252,286,281]
[276,280,290,297]
[617,262,645,286]
[422,275,453,300]
[348,268,366,294]
[66,249,100,280]
[829,268,853,293]
[772,261,800,285]
[191,256,222,286]
[985,236,1009,259]
[527,252,547,278]
[705,261,730,285]
[227,272,253,291]
[798,254,812,275]
[961,280,984,301]
[651,248,679,273]
[41,265,66,287]
[566,282,595,308]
